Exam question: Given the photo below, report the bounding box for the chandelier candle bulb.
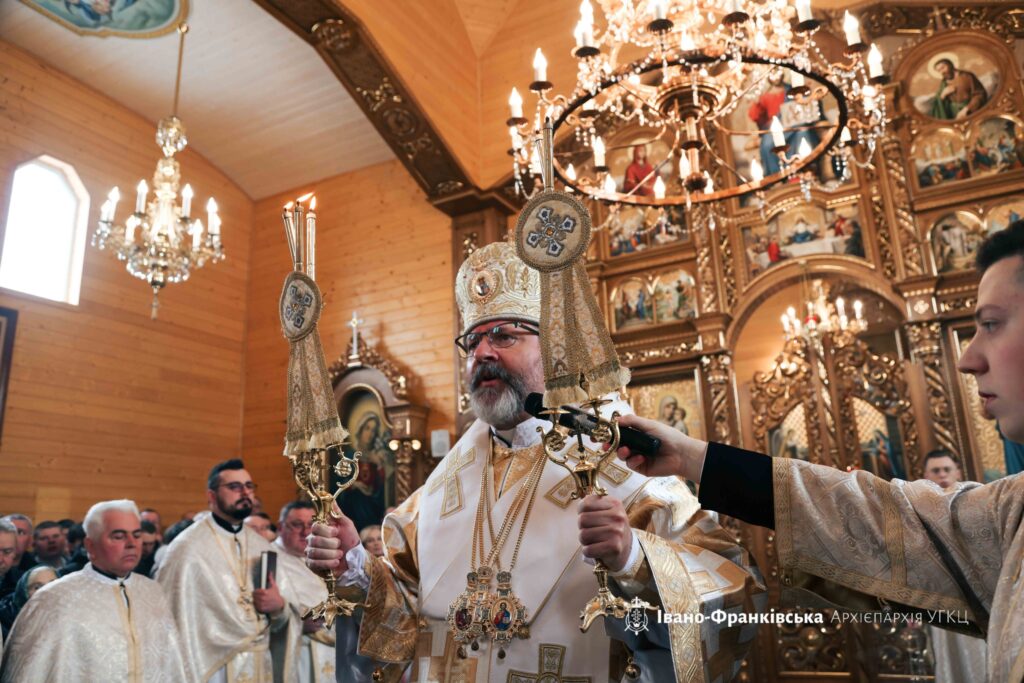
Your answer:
[796,0,812,23]
[840,126,853,143]
[653,175,666,199]
[651,0,668,21]
[603,174,616,196]
[566,162,577,181]
[508,87,524,120]
[791,72,805,89]
[867,44,884,78]
[107,187,120,218]
[679,151,692,177]
[836,297,846,319]
[100,200,113,222]
[703,171,714,193]
[192,218,203,250]
[797,138,813,158]
[181,183,193,218]
[533,49,547,82]
[592,136,606,168]
[750,157,764,182]
[853,299,863,321]
[843,11,861,46]
[770,117,786,149]
[135,180,148,214]
[781,313,792,336]
[206,198,220,236]
[679,31,696,51]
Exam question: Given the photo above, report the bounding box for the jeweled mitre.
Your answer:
[455,241,540,335]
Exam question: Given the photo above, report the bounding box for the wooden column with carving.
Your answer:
[905,320,963,461]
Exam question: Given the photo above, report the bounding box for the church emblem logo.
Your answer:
[624,596,650,635]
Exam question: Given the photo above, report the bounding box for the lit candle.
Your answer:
[797,137,813,158]
[282,202,297,265]
[107,187,120,220]
[790,306,802,334]
[580,0,594,27]
[603,174,616,195]
[508,87,523,119]
[843,11,861,46]
[679,151,691,177]
[653,175,666,199]
[509,126,522,150]
[836,297,846,319]
[100,200,112,222]
[125,215,139,243]
[726,0,742,13]
[592,136,606,167]
[853,299,863,320]
[791,71,805,89]
[796,0,812,23]
[206,198,220,236]
[867,44,884,78]
[532,48,548,82]
[840,126,852,143]
[754,31,767,51]
[135,180,148,214]
[192,218,204,250]
[651,0,668,21]
[703,171,714,193]
[781,313,792,336]
[770,117,786,148]
[181,183,193,218]
[750,157,764,182]
[306,196,316,280]
[679,31,695,51]
[566,163,577,181]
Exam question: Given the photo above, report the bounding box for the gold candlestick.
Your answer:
[536,396,655,634]
[290,447,362,628]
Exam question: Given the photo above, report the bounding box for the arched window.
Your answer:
[0,156,90,305]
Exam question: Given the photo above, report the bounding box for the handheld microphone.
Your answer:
[523,393,661,458]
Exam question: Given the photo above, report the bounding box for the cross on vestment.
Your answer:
[428,446,476,518]
[348,312,364,358]
[507,644,591,683]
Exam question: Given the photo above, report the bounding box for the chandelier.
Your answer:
[93,24,224,319]
[507,0,888,208]
[780,276,866,342]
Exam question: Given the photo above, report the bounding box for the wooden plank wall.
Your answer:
[0,41,253,524]
[243,159,455,518]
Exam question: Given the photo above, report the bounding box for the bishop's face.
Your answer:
[85,510,142,577]
[465,320,545,430]
[958,255,1024,441]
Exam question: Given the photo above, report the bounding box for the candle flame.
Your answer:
[297,192,314,203]
[508,87,522,107]
[284,201,293,210]
[533,48,547,71]
[310,196,317,211]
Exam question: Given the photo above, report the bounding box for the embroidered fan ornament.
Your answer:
[514,121,630,406]
[279,270,348,455]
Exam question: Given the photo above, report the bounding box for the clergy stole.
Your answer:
[274,538,337,683]
[0,564,192,682]
[156,515,300,682]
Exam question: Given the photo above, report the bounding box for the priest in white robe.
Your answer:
[611,219,1024,682]
[309,242,767,682]
[157,459,300,683]
[274,500,336,683]
[0,499,192,683]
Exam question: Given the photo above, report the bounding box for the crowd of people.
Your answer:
[0,460,387,682]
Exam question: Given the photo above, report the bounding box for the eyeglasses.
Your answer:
[285,520,313,532]
[215,482,257,493]
[454,322,539,357]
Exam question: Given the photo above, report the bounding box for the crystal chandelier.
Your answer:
[780,276,866,342]
[507,0,888,208]
[93,24,224,319]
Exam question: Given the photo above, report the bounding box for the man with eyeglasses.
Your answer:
[157,458,301,683]
[308,241,765,682]
[272,500,336,683]
[0,521,19,602]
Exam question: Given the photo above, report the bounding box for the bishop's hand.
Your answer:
[578,495,633,573]
[305,504,361,577]
[611,414,708,483]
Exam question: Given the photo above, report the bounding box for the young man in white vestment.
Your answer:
[308,242,767,683]
[273,500,336,683]
[613,221,1024,682]
[0,499,193,682]
[157,459,301,682]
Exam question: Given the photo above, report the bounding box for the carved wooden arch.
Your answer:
[329,336,430,505]
[726,258,904,349]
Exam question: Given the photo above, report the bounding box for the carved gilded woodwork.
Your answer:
[701,352,739,446]
[905,321,961,461]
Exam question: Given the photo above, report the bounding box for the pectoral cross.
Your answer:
[238,588,255,617]
[348,312,364,361]
[508,644,591,683]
